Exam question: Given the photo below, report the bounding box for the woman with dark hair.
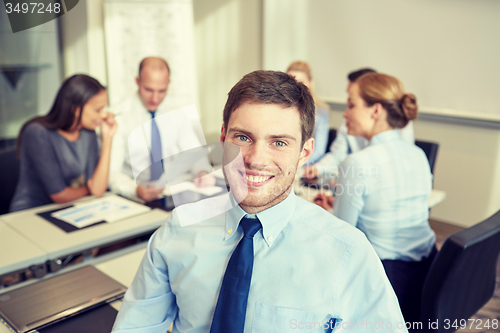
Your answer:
[10,74,117,212]
[315,73,436,324]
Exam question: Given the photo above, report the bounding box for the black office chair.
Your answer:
[0,146,20,214]
[326,128,337,153]
[415,140,439,174]
[421,210,500,332]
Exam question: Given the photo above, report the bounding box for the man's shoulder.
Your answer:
[112,92,141,116]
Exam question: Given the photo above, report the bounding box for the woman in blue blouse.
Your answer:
[10,74,117,212]
[315,72,436,324]
[287,61,330,165]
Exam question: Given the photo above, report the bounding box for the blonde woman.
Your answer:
[315,72,436,324]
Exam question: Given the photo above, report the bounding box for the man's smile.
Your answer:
[238,170,274,186]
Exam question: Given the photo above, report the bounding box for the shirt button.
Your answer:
[227,229,232,235]
[268,236,273,242]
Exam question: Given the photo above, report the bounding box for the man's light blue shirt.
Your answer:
[333,130,436,261]
[112,191,407,332]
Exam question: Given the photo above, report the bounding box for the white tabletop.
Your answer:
[0,220,47,276]
[94,246,173,332]
[1,193,170,260]
[95,245,147,312]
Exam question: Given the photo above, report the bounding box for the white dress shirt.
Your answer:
[112,191,407,332]
[109,93,211,198]
[333,130,436,261]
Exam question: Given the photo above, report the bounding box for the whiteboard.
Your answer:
[104,0,198,114]
[264,0,500,121]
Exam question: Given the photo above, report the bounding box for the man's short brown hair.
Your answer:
[223,70,315,147]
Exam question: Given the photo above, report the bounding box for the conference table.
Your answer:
[0,193,169,280]
[0,193,170,333]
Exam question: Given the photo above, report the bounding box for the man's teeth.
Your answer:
[244,174,271,183]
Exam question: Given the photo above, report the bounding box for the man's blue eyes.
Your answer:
[237,136,285,147]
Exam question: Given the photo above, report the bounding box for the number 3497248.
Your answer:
[5,2,61,14]
[443,319,498,330]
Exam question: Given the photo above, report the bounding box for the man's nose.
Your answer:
[244,143,269,170]
[152,92,161,103]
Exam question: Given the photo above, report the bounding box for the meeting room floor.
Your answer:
[430,220,500,333]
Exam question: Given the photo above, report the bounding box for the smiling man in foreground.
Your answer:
[112,70,407,333]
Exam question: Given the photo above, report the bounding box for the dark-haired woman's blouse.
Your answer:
[10,122,99,212]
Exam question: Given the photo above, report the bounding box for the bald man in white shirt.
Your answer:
[109,57,214,202]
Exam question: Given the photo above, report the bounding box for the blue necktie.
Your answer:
[150,111,163,181]
[210,217,262,333]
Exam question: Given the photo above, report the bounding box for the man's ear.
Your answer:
[220,124,226,143]
[135,76,140,87]
[298,137,314,168]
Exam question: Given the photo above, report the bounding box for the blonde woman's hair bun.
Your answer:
[400,93,418,121]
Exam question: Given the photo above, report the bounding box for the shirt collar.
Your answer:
[135,91,160,115]
[225,190,297,247]
[369,129,401,146]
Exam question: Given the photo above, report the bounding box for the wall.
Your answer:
[193,0,262,137]
[0,8,62,139]
[264,0,500,121]
[60,0,107,85]
[414,118,500,227]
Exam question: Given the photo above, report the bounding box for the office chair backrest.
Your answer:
[0,146,20,214]
[415,140,439,174]
[326,128,337,153]
[421,210,500,332]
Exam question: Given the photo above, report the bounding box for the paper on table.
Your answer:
[165,182,224,197]
[51,196,150,229]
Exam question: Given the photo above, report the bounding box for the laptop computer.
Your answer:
[0,265,126,333]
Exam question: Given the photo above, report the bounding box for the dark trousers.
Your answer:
[382,246,438,326]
